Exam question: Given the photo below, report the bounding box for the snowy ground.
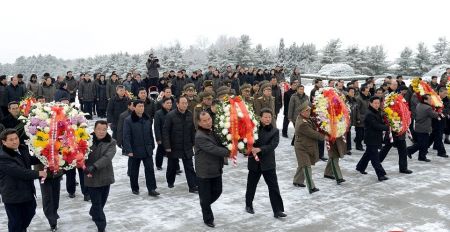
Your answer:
[2,84,450,232]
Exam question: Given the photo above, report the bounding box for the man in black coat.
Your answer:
[123,100,159,196]
[0,129,47,232]
[270,76,283,118]
[282,80,298,138]
[245,108,286,218]
[6,76,26,104]
[154,97,172,170]
[107,85,129,140]
[162,96,198,192]
[1,102,28,144]
[356,96,390,181]
[194,111,229,228]
[131,74,147,97]
[428,87,449,158]
[137,87,156,121]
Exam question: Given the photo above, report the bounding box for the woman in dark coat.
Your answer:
[96,76,108,118]
[245,108,286,219]
[54,82,71,102]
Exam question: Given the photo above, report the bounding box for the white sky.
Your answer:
[0,0,448,64]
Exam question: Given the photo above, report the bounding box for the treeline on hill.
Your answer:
[1,35,449,79]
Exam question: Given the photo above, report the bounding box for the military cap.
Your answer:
[183,83,196,92]
[203,80,213,88]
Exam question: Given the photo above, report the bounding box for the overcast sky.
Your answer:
[0,0,448,64]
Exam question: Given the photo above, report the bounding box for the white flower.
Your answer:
[254,134,259,140]
[44,106,51,112]
[72,125,77,130]
[237,112,244,118]
[59,156,65,166]
[390,102,394,106]
[44,127,50,133]
[46,119,51,125]
[80,123,88,128]
[219,121,225,128]
[225,112,230,117]
[243,138,248,143]
[227,144,233,151]
[224,107,230,113]
[222,129,228,135]
[226,134,232,141]
[238,142,245,150]
[224,122,230,129]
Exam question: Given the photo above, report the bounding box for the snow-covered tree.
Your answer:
[415,42,432,74]
[397,47,415,74]
[321,39,344,65]
[277,38,287,66]
[431,37,449,65]
[235,34,254,67]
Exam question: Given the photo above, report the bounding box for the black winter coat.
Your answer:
[248,124,280,172]
[272,85,283,114]
[131,80,147,97]
[122,111,155,158]
[194,128,229,178]
[162,109,195,159]
[116,110,132,147]
[107,94,129,127]
[364,106,389,147]
[54,87,71,102]
[283,88,296,116]
[6,84,26,103]
[154,108,169,143]
[96,81,108,110]
[0,145,41,204]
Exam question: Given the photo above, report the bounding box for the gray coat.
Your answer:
[106,79,121,99]
[84,133,116,188]
[194,128,229,178]
[414,103,439,133]
[288,93,309,122]
[78,79,96,102]
[26,82,39,97]
[355,93,370,127]
[38,84,56,102]
[65,76,78,99]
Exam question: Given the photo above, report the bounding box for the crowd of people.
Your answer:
[1,59,450,231]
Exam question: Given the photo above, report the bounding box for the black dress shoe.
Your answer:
[346,151,352,155]
[437,154,449,158]
[356,147,364,151]
[157,167,163,170]
[418,158,431,162]
[320,157,328,161]
[356,169,368,175]
[189,187,199,193]
[245,206,254,214]
[50,224,57,232]
[309,187,320,194]
[274,211,287,218]
[407,152,412,159]
[176,170,183,175]
[84,195,91,202]
[293,183,306,188]
[445,139,450,144]
[148,190,160,197]
[282,134,288,138]
[168,184,174,188]
[68,193,76,198]
[132,190,140,195]
[378,176,389,181]
[400,169,413,174]
[336,179,346,184]
[324,175,335,180]
[204,221,215,228]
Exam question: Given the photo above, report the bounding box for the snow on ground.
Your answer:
[1,86,450,232]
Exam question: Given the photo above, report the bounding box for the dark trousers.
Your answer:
[167,157,197,189]
[409,119,416,141]
[245,169,284,214]
[155,144,166,168]
[69,95,76,103]
[407,132,430,160]
[355,127,364,148]
[97,108,106,118]
[429,120,446,155]
[4,199,37,232]
[88,185,110,231]
[129,156,157,191]
[197,176,222,223]
[66,168,87,196]
[93,100,97,115]
[346,127,352,151]
[379,139,408,171]
[445,118,450,135]
[111,126,117,140]
[1,106,9,117]
[79,99,84,112]
[318,140,325,159]
[41,177,61,226]
[282,116,291,135]
[356,145,386,178]
[83,101,93,119]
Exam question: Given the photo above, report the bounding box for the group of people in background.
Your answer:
[1,60,450,231]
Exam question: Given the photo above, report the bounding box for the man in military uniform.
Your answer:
[183,83,199,113]
[240,84,253,106]
[323,137,346,185]
[215,86,231,102]
[293,102,326,194]
[193,91,214,128]
[203,80,214,95]
[254,83,276,127]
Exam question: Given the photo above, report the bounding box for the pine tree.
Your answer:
[415,42,432,74]
[432,37,449,65]
[235,34,254,67]
[277,38,287,66]
[321,39,344,65]
[397,47,415,75]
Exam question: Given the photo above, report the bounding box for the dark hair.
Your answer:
[297,84,305,89]
[196,110,210,122]
[396,75,403,79]
[8,101,18,108]
[59,82,67,89]
[369,96,381,103]
[432,76,438,80]
[67,71,72,75]
[94,120,108,129]
[36,95,45,100]
[17,74,23,79]
[132,100,145,107]
[127,100,133,106]
[163,87,172,92]
[138,87,147,93]
[0,128,18,141]
[314,79,322,84]
[161,97,172,104]
[376,87,384,93]
[43,73,50,77]
[360,84,369,92]
[422,94,431,101]
[438,86,447,93]
[260,108,273,117]
[176,95,187,104]
[347,87,355,92]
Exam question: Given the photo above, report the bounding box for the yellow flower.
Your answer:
[36,131,49,141]
[33,139,48,148]
[75,128,89,141]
